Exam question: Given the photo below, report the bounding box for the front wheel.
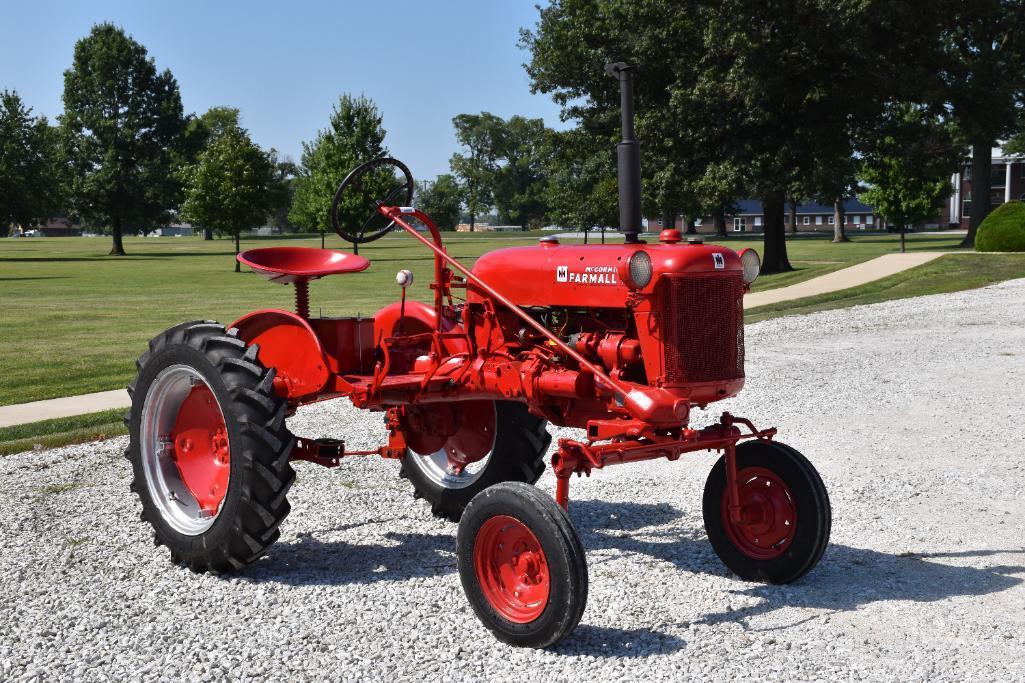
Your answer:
[703,440,830,584]
[457,482,588,648]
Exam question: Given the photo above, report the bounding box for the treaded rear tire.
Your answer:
[400,401,551,522]
[127,321,296,572]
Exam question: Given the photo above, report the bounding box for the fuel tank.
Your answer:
[468,236,744,307]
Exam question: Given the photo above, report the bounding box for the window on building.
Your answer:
[733,217,746,232]
[802,216,810,225]
[815,215,823,225]
[694,217,702,226]
[963,199,973,216]
[854,215,862,224]
[754,216,763,227]
[864,215,872,227]
[828,215,835,225]
[963,163,972,180]
[991,164,1006,188]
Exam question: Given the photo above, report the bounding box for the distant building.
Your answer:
[455,223,521,232]
[149,224,194,237]
[34,217,81,237]
[645,198,879,234]
[942,147,1025,228]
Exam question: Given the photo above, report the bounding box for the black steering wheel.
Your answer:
[330,157,415,245]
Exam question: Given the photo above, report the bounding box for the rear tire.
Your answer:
[457,482,587,648]
[400,401,550,522]
[703,440,830,583]
[127,321,295,572]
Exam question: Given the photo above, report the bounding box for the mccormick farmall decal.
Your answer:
[556,264,619,285]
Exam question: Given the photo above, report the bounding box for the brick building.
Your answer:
[645,198,879,234]
[942,148,1025,228]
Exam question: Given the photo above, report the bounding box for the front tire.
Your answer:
[400,401,550,522]
[127,321,295,572]
[457,482,588,648]
[703,440,830,584]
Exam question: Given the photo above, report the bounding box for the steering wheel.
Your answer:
[330,157,415,245]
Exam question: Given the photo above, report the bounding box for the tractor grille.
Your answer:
[661,273,745,384]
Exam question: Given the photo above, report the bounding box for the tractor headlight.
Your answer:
[624,250,652,289]
[739,248,760,284]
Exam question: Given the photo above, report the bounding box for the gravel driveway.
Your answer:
[4,280,1025,682]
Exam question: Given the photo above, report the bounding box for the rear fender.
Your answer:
[373,301,468,355]
[230,309,330,399]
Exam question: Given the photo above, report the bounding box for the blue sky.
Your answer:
[0,0,566,179]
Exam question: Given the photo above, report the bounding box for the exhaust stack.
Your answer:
[605,62,643,244]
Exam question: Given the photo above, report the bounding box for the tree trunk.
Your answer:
[788,200,798,235]
[832,197,848,243]
[962,137,993,248]
[713,206,727,238]
[321,229,326,249]
[900,226,906,253]
[204,226,213,240]
[660,208,674,234]
[234,232,241,272]
[684,216,697,235]
[109,217,126,256]
[761,193,791,274]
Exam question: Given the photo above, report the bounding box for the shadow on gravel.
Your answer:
[244,530,456,586]
[554,624,686,658]
[569,500,1025,631]
[700,545,1025,631]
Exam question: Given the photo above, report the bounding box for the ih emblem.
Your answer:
[556,265,569,282]
[713,253,725,269]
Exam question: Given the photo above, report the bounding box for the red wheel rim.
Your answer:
[171,382,230,514]
[474,515,551,623]
[721,466,796,560]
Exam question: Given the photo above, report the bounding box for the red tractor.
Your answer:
[126,64,830,648]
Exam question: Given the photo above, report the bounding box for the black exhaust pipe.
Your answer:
[605,62,643,244]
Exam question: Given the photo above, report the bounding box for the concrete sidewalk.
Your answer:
[0,389,130,429]
[744,251,947,308]
[0,251,950,429]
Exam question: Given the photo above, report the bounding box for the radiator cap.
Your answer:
[659,229,682,244]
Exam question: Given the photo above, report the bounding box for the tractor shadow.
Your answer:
[569,499,1025,631]
[244,527,456,587]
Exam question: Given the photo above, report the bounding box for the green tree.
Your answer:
[290,94,389,248]
[0,90,63,235]
[415,174,463,230]
[492,116,553,229]
[938,0,1025,247]
[544,127,619,241]
[61,23,185,255]
[450,112,503,231]
[181,106,243,238]
[179,123,277,271]
[860,105,960,253]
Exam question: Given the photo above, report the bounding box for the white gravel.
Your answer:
[4,279,1025,682]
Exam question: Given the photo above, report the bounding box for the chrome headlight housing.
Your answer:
[739,248,760,284]
[624,250,652,289]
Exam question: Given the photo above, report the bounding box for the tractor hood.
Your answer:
[468,237,744,308]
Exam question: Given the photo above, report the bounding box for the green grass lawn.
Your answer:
[0,230,966,407]
[746,252,1025,323]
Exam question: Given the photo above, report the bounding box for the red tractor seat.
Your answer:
[238,247,371,284]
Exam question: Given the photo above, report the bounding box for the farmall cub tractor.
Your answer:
[127,65,830,648]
